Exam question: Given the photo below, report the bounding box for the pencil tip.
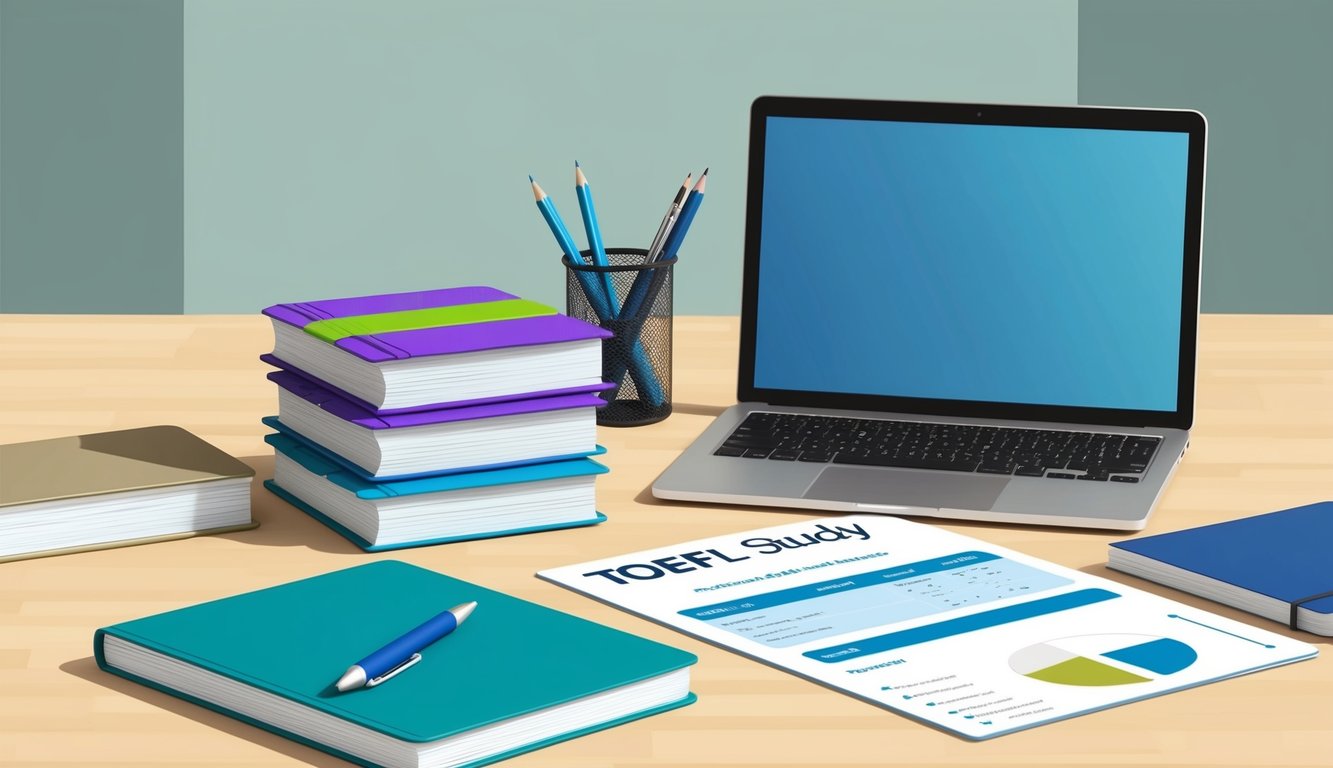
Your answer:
[701,167,709,176]
[575,160,581,167]
[528,174,534,183]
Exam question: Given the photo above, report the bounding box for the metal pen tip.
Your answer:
[449,601,478,625]
[334,665,367,693]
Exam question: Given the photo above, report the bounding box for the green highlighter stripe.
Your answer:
[303,299,558,343]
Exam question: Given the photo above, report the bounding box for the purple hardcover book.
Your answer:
[269,370,606,429]
[263,286,512,328]
[260,355,614,415]
[263,287,612,363]
[330,315,611,363]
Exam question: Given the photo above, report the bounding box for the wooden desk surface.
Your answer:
[1,314,1330,767]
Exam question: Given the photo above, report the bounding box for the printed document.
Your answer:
[539,515,1316,739]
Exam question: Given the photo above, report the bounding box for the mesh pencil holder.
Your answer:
[565,248,675,427]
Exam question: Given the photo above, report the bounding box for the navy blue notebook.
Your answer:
[1109,501,1333,635]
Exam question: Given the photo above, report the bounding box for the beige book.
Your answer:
[0,426,257,563]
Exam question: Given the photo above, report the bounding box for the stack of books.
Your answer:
[260,286,614,551]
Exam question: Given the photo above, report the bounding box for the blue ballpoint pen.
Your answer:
[574,161,620,314]
[333,601,477,692]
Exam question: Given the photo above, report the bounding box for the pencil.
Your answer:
[619,171,691,329]
[658,168,706,263]
[531,176,612,322]
[646,173,691,264]
[574,162,620,313]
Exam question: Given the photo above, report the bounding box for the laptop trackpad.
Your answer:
[805,466,1008,510]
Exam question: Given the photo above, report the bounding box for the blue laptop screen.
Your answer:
[753,116,1190,412]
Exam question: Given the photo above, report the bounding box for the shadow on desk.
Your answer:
[666,402,727,418]
[60,656,347,767]
[633,485,842,524]
[217,456,366,556]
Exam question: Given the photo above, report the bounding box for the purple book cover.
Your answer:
[260,355,614,415]
[332,314,612,363]
[262,287,612,363]
[262,286,513,328]
[270,370,606,429]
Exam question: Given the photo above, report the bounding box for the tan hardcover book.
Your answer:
[0,426,257,563]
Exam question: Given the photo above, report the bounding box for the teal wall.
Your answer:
[0,0,183,313]
[182,0,1076,314]
[1079,0,1333,314]
[2,1,1329,314]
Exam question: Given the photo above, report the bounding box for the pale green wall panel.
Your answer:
[1079,0,1333,313]
[183,0,1078,314]
[1,0,183,313]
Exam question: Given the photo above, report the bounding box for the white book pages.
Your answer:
[271,321,602,410]
[273,454,598,547]
[0,479,252,559]
[102,636,689,768]
[1108,549,1333,635]
[276,389,596,477]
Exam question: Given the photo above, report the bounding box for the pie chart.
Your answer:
[1009,634,1197,686]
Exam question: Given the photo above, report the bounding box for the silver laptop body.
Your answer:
[653,97,1206,531]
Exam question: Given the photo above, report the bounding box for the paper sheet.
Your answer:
[539,515,1316,739]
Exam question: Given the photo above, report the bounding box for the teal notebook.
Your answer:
[266,433,609,552]
[95,561,697,768]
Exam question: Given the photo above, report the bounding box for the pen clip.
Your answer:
[365,653,421,687]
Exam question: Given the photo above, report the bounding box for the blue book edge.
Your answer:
[263,479,607,552]
[261,415,607,482]
[1109,501,1333,616]
[266,432,609,498]
[93,631,695,768]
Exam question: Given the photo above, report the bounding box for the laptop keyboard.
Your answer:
[714,412,1160,482]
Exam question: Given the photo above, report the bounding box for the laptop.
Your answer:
[652,97,1206,530]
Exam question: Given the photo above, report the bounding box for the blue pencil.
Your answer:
[646,173,691,263]
[531,177,613,322]
[531,176,664,405]
[657,168,706,263]
[603,170,706,404]
[622,170,706,322]
[574,162,620,315]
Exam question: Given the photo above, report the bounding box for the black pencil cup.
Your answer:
[565,248,675,427]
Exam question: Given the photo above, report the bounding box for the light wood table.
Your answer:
[1,314,1331,767]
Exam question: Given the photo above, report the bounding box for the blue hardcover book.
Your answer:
[1109,501,1333,635]
[95,560,697,768]
[265,434,608,552]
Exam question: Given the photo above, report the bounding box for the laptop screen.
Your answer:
[751,112,1194,416]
